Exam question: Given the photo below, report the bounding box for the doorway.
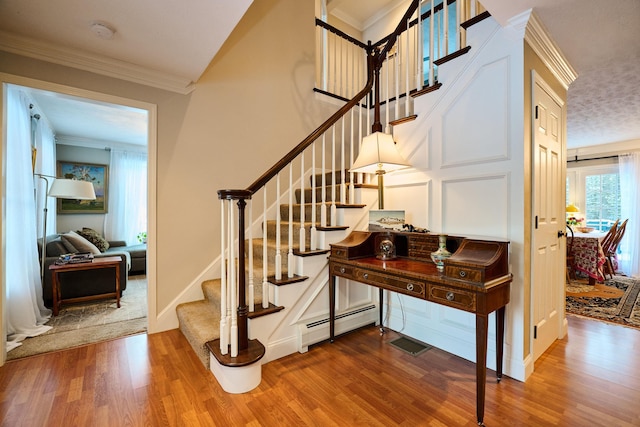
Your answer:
[0,73,157,363]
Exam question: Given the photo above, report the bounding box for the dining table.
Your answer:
[571,230,607,285]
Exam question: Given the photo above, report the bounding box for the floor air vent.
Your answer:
[389,336,432,356]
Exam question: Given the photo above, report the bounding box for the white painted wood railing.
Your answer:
[216,0,486,358]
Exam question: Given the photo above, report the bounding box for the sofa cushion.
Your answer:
[76,227,110,252]
[61,230,101,255]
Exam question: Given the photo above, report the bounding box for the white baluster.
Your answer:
[405,16,410,117]
[288,164,294,278]
[321,134,327,228]
[331,125,337,226]
[311,141,318,250]
[395,40,400,121]
[429,0,434,86]
[444,0,449,56]
[219,200,228,355]
[349,107,355,204]
[262,187,269,309]
[275,172,282,280]
[340,116,346,205]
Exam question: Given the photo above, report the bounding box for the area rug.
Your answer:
[7,275,147,360]
[566,275,640,330]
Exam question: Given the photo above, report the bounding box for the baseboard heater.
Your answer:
[298,304,377,352]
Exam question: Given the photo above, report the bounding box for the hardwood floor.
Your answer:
[1,315,639,426]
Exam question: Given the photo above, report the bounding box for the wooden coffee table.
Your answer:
[49,256,122,316]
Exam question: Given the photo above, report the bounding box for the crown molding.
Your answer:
[0,31,195,94]
[520,10,578,90]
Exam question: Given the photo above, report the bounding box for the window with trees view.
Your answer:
[566,163,620,232]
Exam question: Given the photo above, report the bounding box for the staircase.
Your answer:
[176,173,372,368]
[175,0,490,391]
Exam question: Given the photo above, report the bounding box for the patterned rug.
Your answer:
[566,275,640,330]
[7,275,147,360]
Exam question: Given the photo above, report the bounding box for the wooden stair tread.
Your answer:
[248,303,285,319]
[206,338,265,367]
[268,274,308,286]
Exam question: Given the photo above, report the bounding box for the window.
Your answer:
[566,163,620,231]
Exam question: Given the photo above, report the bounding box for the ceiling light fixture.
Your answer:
[90,21,115,40]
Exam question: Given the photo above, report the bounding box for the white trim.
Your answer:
[0,31,195,95]
[0,73,159,363]
[522,11,577,90]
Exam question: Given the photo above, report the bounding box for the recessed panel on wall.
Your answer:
[441,58,510,167]
[442,174,509,238]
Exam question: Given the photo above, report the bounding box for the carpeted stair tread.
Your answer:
[176,299,221,367]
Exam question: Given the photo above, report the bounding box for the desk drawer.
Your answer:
[445,265,483,283]
[428,285,476,312]
[355,269,425,298]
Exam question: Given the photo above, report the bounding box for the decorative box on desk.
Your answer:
[444,238,509,285]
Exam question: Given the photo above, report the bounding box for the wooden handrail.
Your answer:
[218,0,420,200]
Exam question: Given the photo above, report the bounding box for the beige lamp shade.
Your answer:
[565,204,579,213]
[48,178,96,200]
[350,132,410,174]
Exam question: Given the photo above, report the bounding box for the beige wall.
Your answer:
[1,0,334,320]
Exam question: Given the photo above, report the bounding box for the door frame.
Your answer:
[530,70,568,361]
[0,73,158,366]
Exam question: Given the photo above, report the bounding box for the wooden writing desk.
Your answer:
[328,231,512,426]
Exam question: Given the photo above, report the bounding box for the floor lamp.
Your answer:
[36,174,96,282]
[350,131,410,210]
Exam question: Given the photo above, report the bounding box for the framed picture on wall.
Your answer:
[57,161,108,214]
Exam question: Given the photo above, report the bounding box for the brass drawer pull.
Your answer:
[446,291,455,301]
[339,267,345,274]
[459,270,467,278]
[407,283,414,291]
[363,273,369,279]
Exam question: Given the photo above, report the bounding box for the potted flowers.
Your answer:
[566,216,584,229]
[137,231,147,244]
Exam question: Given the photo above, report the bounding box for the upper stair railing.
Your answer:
[215,0,486,360]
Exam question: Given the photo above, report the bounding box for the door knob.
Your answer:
[558,230,566,238]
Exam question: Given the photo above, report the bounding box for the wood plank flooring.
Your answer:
[1,315,639,426]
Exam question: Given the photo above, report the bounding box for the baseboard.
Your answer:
[297,304,378,353]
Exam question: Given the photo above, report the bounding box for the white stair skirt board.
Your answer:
[209,358,262,394]
[298,304,378,353]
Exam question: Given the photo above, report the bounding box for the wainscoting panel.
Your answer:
[441,57,510,168]
[441,173,510,238]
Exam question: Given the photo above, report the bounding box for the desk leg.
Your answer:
[115,264,121,308]
[52,272,60,316]
[476,314,488,426]
[329,274,336,343]
[379,288,385,333]
[496,306,505,381]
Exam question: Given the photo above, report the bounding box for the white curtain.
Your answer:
[619,153,640,277]
[34,108,57,238]
[104,149,147,245]
[5,86,52,352]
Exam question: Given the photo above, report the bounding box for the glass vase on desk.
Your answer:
[430,234,452,271]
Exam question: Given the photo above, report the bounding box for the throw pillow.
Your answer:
[60,230,101,255]
[76,227,110,252]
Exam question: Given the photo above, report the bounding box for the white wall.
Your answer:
[382,16,529,381]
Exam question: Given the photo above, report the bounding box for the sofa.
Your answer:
[39,230,146,308]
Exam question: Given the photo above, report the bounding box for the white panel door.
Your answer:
[532,73,565,361]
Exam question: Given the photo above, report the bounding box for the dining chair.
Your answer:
[566,224,576,283]
[600,219,619,256]
[603,219,627,278]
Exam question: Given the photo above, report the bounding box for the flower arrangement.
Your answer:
[566,216,584,227]
[137,231,147,243]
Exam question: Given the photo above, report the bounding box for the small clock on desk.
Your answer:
[375,233,396,260]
